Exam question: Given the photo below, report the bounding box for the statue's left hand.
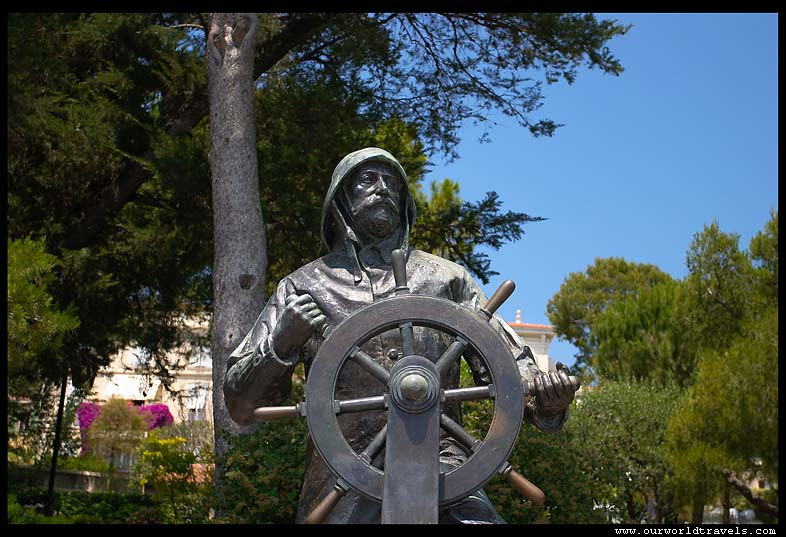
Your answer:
[532,362,577,416]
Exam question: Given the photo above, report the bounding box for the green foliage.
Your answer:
[8,12,628,393]
[592,279,696,387]
[215,420,308,524]
[491,422,610,524]
[546,257,673,377]
[572,380,683,523]
[665,307,778,507]
[9,488,161,524]
[661,212,778,519]
[663,438,731,520]
[465,369,686,524]
[58,490,159,523]
[59,454,111,473]
[7,237,80,398]
[8,13,213,390]
[748,208,778,307]
[542,212,778,521]
[150,419,215,465]
[8,385,59,466]
[7,12,633,522]
[213,366,306,523]
[132,431,209,523]
[755,488,779,523]
[331,14,629,157]
[255,70,541,291]
[8,387,85,467]
[86,398,148,480]
[679,220,754,352]
[8,493,94,524]
[411,181,545,284]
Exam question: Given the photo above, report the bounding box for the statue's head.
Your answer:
[343,160,402,243]
[321,148,416,252]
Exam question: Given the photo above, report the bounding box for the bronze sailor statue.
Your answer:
[223,148,578,523]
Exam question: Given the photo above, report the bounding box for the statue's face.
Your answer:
[346,162,403,241]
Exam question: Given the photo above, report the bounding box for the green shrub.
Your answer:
[8,494,41,524]
[131,432,210,523]
[9,488,162,524]
[7,493,98,524]
[214,365,306,524]
[214,419,307,524]
[59,491,159,523]
[59,454,111,473]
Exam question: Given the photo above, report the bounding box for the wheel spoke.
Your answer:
[334,395,386,415]
[349,347,391,385]
[359,423,388,465]
[442,384,495,404]
[399,321,415,357]
[439,413,482,454]
[434,337,467,377]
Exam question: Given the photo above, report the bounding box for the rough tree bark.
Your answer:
[206,13,264,465]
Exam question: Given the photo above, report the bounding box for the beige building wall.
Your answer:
[507,309,556,373]
[89,317,213,424]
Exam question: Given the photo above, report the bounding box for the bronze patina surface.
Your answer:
[223,147,577,523]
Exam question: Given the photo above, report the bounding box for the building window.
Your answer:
[184,383,209,422]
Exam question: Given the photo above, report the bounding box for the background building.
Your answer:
[509,309,556,373]
[89,317,212,424]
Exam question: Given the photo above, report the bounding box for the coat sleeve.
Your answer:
[450,269,568,433]
[222,277,301,426]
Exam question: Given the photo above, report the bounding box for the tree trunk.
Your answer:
[723,469,778,519]
[206,12,265,483]
[691,500,704,524]
[44,368,68,516]
[722,481,731,524]
[625,490,639,523]
[662,490,678,523]
[645,487,658,524]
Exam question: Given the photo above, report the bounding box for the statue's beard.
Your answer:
[350,196,400,241]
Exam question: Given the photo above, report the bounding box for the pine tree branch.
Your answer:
[61,13,340,251]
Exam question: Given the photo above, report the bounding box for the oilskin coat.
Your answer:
[223,148,566,523]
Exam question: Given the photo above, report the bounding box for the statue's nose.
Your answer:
[375,175,390,193]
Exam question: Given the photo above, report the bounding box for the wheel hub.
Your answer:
[388,357,440,413]
[400,373,429,402]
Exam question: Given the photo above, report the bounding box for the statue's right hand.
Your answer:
[271,293,327,358]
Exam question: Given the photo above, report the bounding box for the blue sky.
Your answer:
[425,13,778,368]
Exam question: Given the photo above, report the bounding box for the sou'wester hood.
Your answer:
[320,148,417,282]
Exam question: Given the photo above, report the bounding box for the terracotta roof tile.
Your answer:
[508,322,553,330]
